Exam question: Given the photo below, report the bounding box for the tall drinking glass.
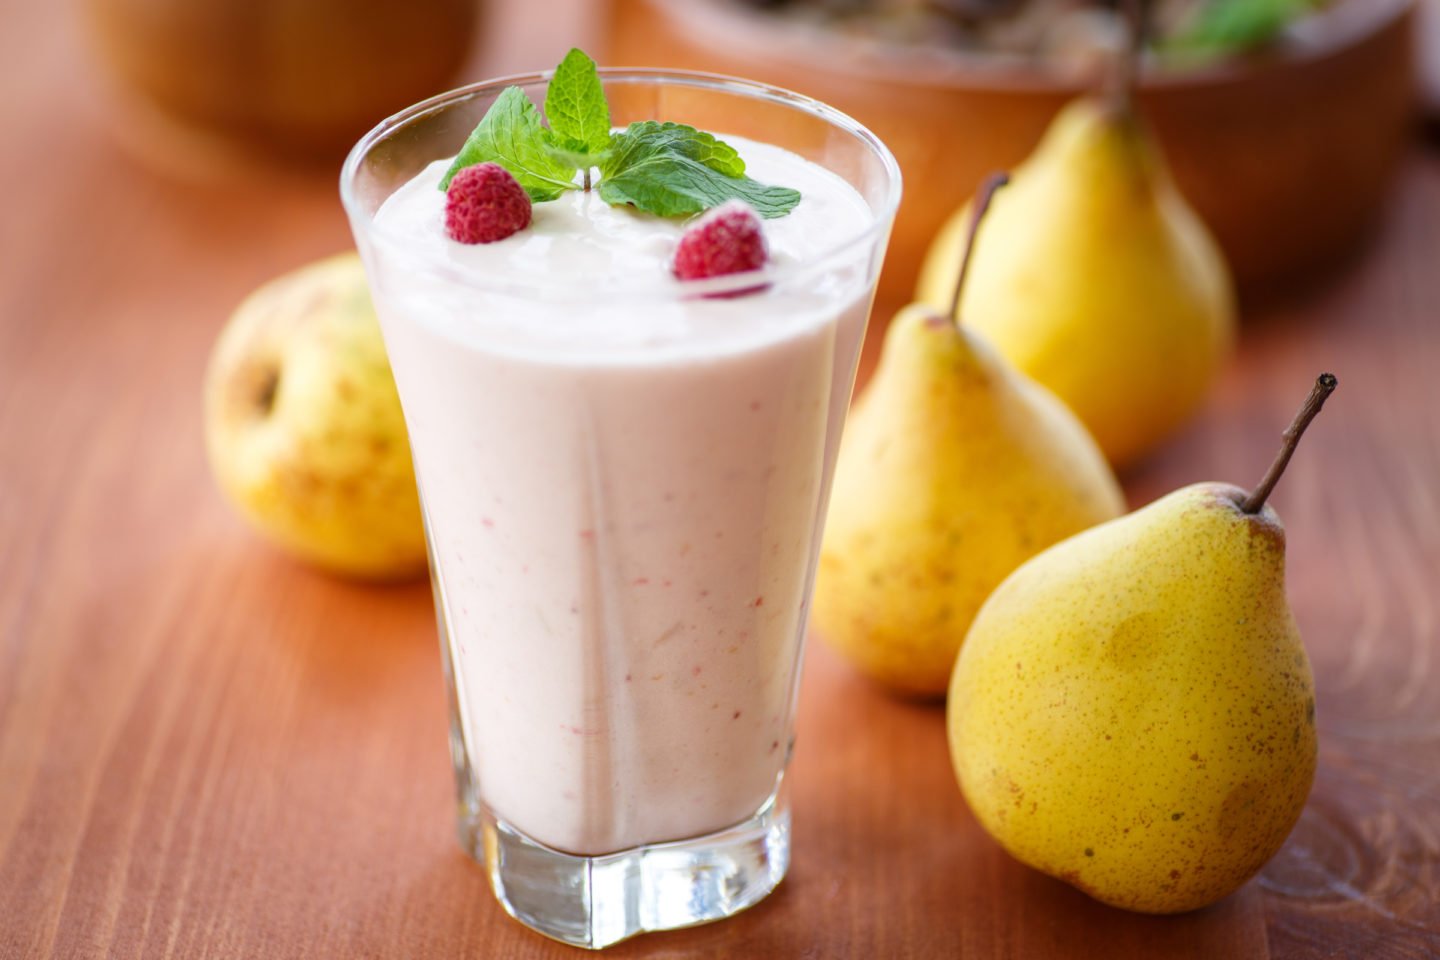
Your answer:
[341,69,900,949]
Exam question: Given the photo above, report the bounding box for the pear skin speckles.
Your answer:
[947,482,1317,913]
[915,98,1235,469]
[813,304,1124,696]
[1102,611,1166,669]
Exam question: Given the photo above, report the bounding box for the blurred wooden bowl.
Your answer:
[607,0,1417,304]
[84,0,480,165]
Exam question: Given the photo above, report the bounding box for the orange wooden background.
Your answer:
[2,1,1438,957]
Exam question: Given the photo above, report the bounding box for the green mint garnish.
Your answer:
[544,47,612,159]
[438,86,578,201]
[542,142,608,172]
[599,121,800,219]
[438,48,801,219]
[606,122,745,179]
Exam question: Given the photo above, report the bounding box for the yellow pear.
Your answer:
[916,96,1235,468]
[814,176,1125,697]
[948,374,1336,913]
[205,252,427,580]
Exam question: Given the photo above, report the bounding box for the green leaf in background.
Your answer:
[544,48,612,156]
[438,86,577,201]
[1166,0,1316,58]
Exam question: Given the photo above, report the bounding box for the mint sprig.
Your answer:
[599,122,800,219]
[544,48,612,158]
[439,87,577,201]
[606,122,745,178]
[438,48,801,219]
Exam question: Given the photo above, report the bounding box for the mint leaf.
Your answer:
[435,48,803,220]
[604,122,745,178]
[598,122,799,219]
[544,48,611,156]
[598,160,801,219]
[438,86,577,201]
[542,134,608,172]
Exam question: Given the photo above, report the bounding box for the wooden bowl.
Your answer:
[606,0,1417,304]
[83,0,480,163]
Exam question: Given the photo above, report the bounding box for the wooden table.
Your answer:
[3,3,1438,958]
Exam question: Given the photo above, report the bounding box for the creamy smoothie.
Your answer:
[366,137,874,856]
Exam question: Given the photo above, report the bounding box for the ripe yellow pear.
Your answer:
[205,252,427,580]
[815,176,1125,697]
[916,96,1235,468]
[948,375,1336,913]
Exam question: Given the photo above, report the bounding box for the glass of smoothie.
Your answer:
[341,65,900,949]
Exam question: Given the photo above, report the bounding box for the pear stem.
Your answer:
[1240,373,1339,515]
[948,171,1010,322]
[1106,0,1150,116]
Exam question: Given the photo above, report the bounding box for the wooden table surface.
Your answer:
[3,3,1439,958]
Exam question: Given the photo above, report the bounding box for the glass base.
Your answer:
[455,791,791,950]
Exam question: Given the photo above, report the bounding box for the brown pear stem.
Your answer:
[948,171,1010,322]
[1240,373,1339,514]
[1106,0,1150,117]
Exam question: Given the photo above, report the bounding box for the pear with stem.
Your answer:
[814,174,1125,697]
[915,0,1235,468]
[948,374,1336,912]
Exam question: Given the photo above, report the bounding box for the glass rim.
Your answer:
[339,67,903,301]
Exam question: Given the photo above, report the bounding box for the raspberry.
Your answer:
[444,163,531,244]
[672,201,769,287]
